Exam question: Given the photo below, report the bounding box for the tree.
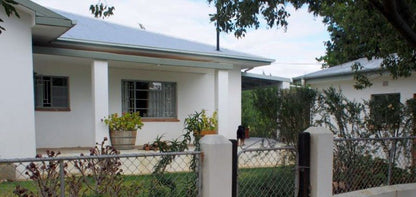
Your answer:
[0,0,114,34]
[245,86,316,146]
[311,1,416,89]
[207,0,416,89]
[247,87,280,138]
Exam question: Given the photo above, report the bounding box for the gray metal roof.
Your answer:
[242,72,290,90]
[53,10,273,64]
[293,57,383,81]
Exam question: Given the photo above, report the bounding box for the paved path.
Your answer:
[239,137,286,149]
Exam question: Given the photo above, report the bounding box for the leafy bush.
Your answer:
[184,110,217,135]
[102,112,143,131]
[243,86,317,146]
[333,153,416,194]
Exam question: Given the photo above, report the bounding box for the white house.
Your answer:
[293,57,416,104]
[0,0,273,158]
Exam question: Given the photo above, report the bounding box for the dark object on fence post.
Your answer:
[298,132,311,197]
[245,127,250,139]
[230,139,238,197]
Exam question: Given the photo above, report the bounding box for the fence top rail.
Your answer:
[239,146,296,155]
[334,136,416,142]
[0,151,202,164]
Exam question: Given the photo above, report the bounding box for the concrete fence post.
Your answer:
[200,135,232,197]
[305,127,333,197]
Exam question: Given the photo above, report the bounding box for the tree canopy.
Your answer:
[208,0,416,88]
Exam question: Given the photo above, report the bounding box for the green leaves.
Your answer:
[245,86,317,146]
[0,18,5,34]
[208,0,416,88]
[184,110,217,134]
[209,0,290,38]
[1,0,19,17]
[89,3,115,19]
[102,112,143,131]
[314,0,416,88]
[0,0,19,34]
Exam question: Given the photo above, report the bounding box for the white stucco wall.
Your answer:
[280,81,291,89]
[0,9,36,158]
[334,183,416,197]
[34,55,94,148]
[109,63,217,145]
[307,73,416,103]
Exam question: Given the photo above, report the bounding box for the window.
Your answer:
[35,75,69,110]
[369,93,400,128]
[122,80,177,118]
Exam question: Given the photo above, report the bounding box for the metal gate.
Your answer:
[236,145,297,197]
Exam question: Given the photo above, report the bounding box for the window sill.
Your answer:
[35,108,71,112]
[142,118,180,122]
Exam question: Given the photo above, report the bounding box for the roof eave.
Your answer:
[16,0,75,43]
[294,67,382,83]
[16,0,73,27]
[242,72,291,82]
[55,37,274,66]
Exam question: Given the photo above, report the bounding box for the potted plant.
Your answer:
[102,112,143,150]
[184,110,218,137]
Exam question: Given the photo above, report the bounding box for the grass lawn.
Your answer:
[238,165,295,197]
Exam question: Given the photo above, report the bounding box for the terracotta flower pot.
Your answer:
[200,130,217,136]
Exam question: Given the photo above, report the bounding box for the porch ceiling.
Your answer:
[33,53,215,74]
[34,46,234,70]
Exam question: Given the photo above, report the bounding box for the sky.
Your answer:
[32,0,329,78]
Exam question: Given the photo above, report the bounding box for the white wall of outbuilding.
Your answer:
[306,73,416,103]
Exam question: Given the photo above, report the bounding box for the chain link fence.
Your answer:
[237,146,297,197]
[0,151,201,197]
[333,137,416,194]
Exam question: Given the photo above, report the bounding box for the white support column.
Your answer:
[216,70,231,138]
[91,60,109,144]
[305,127,333,197]
[200,135,232,197]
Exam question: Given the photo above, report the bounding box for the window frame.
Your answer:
[34,75,70,111]
[121,80,178,121]
[369,93,401,128]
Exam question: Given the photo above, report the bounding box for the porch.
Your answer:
[33,51,240,150]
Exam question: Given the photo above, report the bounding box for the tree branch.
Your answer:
[370,0,416,48]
